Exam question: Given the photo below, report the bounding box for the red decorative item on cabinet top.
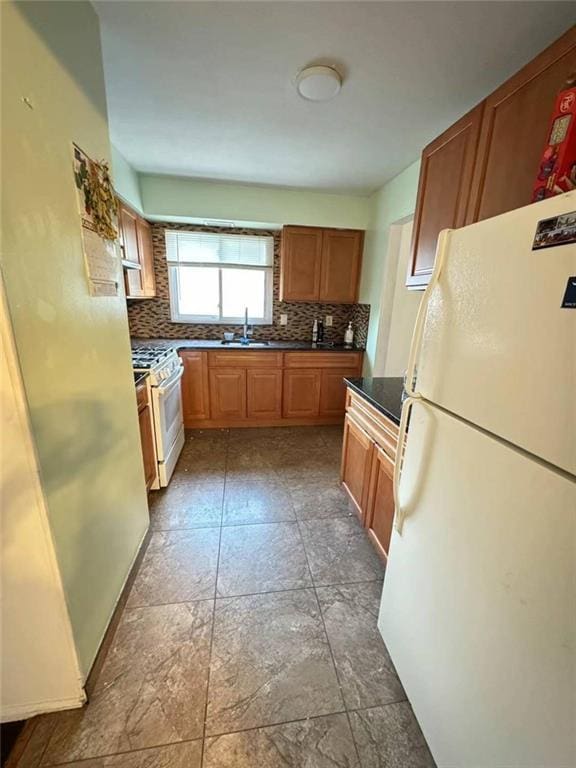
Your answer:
[532,78,576,201]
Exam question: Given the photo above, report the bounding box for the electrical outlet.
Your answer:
[280,314,288,326]
[325,315,333,327]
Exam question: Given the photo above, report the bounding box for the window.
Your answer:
[165,230,274,324]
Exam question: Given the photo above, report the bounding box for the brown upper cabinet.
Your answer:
[408,26,576,289]
[467,27,576,223]
[407,104,483,289]
[280,226,323,301]
[280,226,363,303]
[117,199,156,299]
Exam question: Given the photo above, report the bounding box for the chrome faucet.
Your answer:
[241,307,250,344]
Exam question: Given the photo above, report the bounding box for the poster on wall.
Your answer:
[72,143,120,296]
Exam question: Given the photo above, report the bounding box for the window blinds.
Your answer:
[165,230,273,266]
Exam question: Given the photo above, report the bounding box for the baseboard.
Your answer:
[184,416,345,429]
[84,524,152,697]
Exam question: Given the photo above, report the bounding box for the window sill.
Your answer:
[170,317,274,326]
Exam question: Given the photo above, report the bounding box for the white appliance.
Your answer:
[132,346,185,488]
[380,192,576,768]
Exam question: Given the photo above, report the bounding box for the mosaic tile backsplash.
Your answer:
[127,223,370,347]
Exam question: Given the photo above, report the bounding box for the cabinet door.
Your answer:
[180,350,210,425]
[247,369,283,419]
[319,229,363,303]
[407,104,483,289]
[282,369,321,418]
[319,369,359,417]
[138,402,156,490]
[340,414,374,522]
[209,369,246,420]
[136,217,156,298]
[365,445,395,560]
[279,226,323,301]
[119,203,144,297]
[467,28,576,223]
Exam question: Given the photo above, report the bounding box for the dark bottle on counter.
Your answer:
[317,319,324,343]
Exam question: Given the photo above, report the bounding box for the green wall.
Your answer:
[1,0,149,678]
[360,160,421,375]
[140,173,372,229]
[111,145,144,213]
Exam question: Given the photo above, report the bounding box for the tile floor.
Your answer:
[13,426,435,768]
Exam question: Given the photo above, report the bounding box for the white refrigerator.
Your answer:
[379,192,576,768]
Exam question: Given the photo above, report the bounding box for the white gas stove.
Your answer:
[132,346,184,487]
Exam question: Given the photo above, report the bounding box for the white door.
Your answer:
[415,191,576,474]
[380,400,576,768]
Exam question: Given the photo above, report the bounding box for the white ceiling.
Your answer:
[95,1,575,194]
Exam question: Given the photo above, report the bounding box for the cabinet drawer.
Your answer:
[284,351,363,370]
[346,390,398,459]
[208,351,283,368]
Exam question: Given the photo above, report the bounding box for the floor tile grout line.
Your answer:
[199,430,229,768]
[295,513,365,767]
[39,698,411,768]
[126,579,385,610]
[36,716,61,768]
[204,707,350,740]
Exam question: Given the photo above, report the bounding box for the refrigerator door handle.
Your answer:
[404,229,451,399]
[393,395,419,534]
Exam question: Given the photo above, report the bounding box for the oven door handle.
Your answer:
[156,365,184,394]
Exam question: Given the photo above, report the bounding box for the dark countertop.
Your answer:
[134,371,149,387]
[131,338,365,352]
[344,376,404,425]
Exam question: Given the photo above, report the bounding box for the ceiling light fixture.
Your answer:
[296,65,342,102]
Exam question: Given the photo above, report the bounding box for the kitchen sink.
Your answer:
[220,340,270,347]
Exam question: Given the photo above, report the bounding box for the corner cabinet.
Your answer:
[340,388,399,561]
[408,26,576,289]
[117,199,156,299]
[280,226,363,303]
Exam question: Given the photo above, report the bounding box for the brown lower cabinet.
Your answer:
[340,388,399,560]
[136,381,156,490]
[282,369,321,418]
[181,350,210,422]
[341,415,374,519]
[180,349,363,427]
[209,368,247,420]
[247,369,283,419]
[365,445,395,561]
